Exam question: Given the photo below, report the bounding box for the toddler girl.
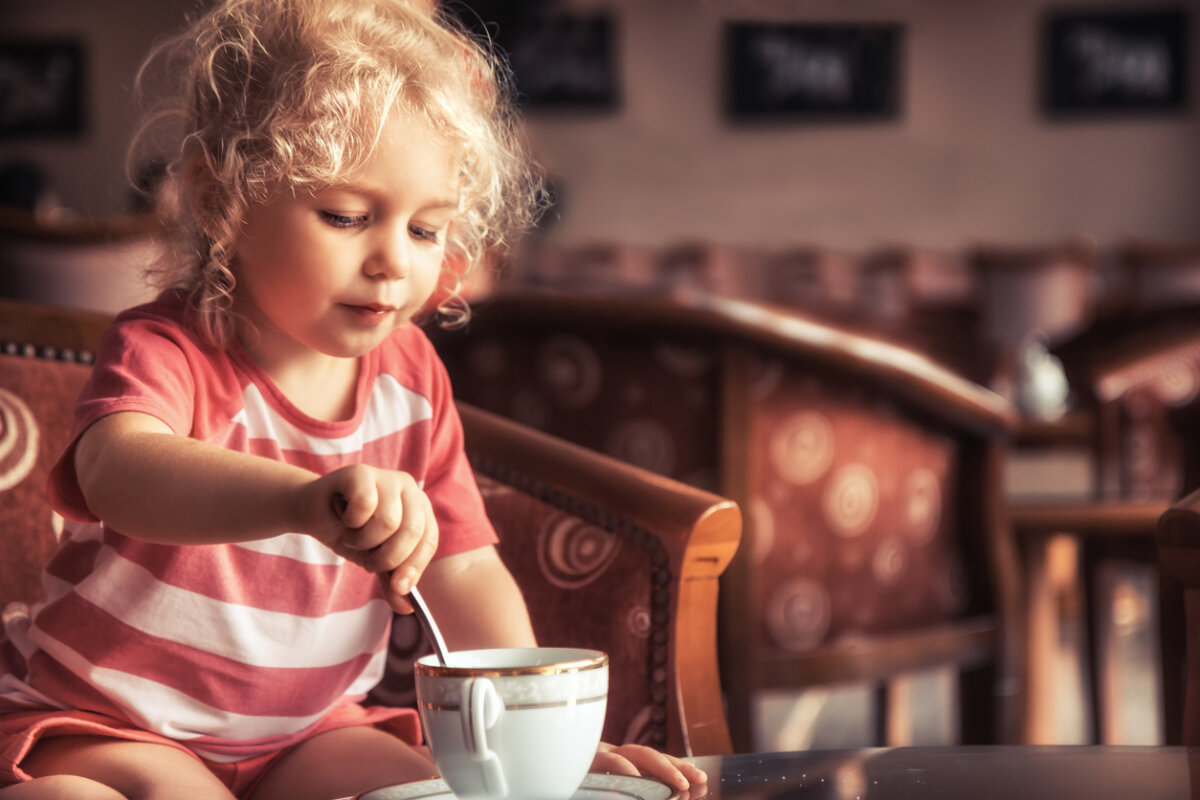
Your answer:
[0,1,706,798]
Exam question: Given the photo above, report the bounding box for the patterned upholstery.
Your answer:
[431,288,1022,749]
[0,344,93,612]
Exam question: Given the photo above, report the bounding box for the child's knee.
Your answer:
[0,774,128,799]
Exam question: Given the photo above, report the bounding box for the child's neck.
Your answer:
[272,355,360,421]
[250,347,361,422]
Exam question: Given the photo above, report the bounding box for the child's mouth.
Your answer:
[342,303,397,323]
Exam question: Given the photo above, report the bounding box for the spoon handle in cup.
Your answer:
[330,493,452,665]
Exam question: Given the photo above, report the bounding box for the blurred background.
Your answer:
[1,0,1196,247]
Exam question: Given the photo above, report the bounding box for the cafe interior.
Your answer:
[2,0,1200,792]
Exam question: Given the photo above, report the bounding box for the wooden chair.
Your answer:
[0,297,741,758]
[1155,488,1200,745]
[429,287,1024,750]
[1011,306,1200,744]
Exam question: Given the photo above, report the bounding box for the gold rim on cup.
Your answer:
[414,650,609,678]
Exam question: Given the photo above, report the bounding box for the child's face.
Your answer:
[231,108,460,365]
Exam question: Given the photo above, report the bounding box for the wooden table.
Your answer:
[684,746,1194,799]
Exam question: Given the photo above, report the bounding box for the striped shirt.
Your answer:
[0,292,495,761]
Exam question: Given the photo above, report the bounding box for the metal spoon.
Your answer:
[407,585,452,666]
[332,493,451,665]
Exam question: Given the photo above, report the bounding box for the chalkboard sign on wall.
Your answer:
[449,2,619,112]
[1042,7,1189,116]
[724,22,903,122]
[0,41,85,137]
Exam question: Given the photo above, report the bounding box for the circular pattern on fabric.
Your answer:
[622,705,661,749]
[537,516,621,589]
[748,496,776,564]
[765,577,832,652]
[509,389,549,429]
[604,418,677,475]
[537,336,602,408]
[465,340,507,379]
[0,389,38,491]
[653,343,713,378]
[769,411,835,486]
[627,605,652,638]
[751,358,784,400]
[903,468,941,545]
[872,536,906,587]
[1153,363,1200,407]
[823,463,879,537]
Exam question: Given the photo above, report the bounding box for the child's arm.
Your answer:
[72,410,438,595]
[416,545,536,650]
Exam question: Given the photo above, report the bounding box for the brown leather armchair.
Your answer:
[430,287,1023,749]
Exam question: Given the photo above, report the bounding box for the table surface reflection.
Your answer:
[685,746,1196,800]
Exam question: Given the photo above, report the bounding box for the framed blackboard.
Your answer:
[1041,7,1189,116]
[724,22,903,122]
[449,2,619,112]
[0,41,85,137]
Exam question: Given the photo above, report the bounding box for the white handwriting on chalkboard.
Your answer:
[753,33,851,103]
[1067,25,1171,98]
[0,53,75,128]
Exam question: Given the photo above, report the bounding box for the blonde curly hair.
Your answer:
[130,0,542,348]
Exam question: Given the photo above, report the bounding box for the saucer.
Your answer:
[355,772,677,800]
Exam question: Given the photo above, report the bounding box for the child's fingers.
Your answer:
[377,571,415,614]
[374,491,439,588]
[592,743,704,792]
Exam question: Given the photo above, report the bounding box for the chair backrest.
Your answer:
[0,297,741,757]
[430,288,1022,749]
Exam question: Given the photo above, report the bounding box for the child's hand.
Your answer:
[592,742,707,794]
[305,464,439,612]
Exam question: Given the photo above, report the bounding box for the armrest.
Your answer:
[0,297,112,355]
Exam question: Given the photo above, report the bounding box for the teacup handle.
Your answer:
[462,677,508,798]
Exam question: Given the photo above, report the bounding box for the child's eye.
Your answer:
[320,211,369,229]
[409,224,442,244]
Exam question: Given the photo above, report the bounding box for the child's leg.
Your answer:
[0,774,127,799]
[247,725,437,800]
[14,734,235,800]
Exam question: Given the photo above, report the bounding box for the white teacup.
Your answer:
[415,647,608,800]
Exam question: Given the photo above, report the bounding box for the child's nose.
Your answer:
[366,228,411,280]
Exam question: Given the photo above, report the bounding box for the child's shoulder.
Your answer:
[104,289,211,350]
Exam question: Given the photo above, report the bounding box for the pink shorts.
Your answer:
[0,703,422,798]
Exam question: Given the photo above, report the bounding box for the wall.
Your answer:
[526,0,1200,249]
[0,0,198,215]
[2,0,1197,251]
